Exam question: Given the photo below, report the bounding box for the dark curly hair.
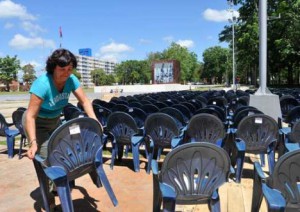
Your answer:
[45,48,77,74]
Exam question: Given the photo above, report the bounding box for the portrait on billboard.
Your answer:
[152,60,180,84]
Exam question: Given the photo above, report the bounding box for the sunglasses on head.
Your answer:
[56,55,72,67]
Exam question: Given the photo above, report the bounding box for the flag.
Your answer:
[59,26,63,38]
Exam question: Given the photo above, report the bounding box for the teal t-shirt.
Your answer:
[30,73,80,118]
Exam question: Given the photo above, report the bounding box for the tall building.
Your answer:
[75,54,117,87]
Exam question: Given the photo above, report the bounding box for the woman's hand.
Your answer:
[27,143,38,160]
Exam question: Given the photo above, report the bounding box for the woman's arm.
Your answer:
[25,94,43,159]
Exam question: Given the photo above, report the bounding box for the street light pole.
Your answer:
[228,0,236,91]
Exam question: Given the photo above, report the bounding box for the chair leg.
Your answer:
[96,166,118,206]
[55,179,74,212]
[18,136,26,159]
[260,153,265,167]
[33,160,51,212]
[110,143,117,169]
[267,151,276,175]
[209,197,221,212]
[251,165,264,212]
[235,150,245,183]
[6,135,15,158]
[162,197,176,212]
[152,174,162,212]
[131,144,140,172]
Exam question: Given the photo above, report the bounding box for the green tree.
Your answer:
[202,46,230,84]
[22,64,36,85]
[114,60,150,84]
[220,0,300,86]
[90,68,116,86]
[0,55,21,91]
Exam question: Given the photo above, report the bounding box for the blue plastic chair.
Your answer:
[12,109,27,159]
[142,112,184,173]
[106,111,143,172]
[251,149,300,212]
[152,142,231,212]
[0,112,20,158]
[34,117,118,212]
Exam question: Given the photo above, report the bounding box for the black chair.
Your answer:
[172,104,191,123]
[234,114,279,183]
[152,142,231,212]
[33,117,118,212]
[179,102,196,115]
[93,104,112,127]
[141,104,159,115]
[12,109,27,159]
[280,95,299,121]
[251,149,300,212]
[159,107,186,129]
[111,104,129,112]
[62,105,82,121]
[284,105,300,128]
[126,107,147,129]
[186,113,226,146]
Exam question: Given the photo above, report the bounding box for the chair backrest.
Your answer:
[236,114,278,153]
[159,142,231,204]
[144,113,180,148]
[46,117,104,180]
[106,111,140,144]
[271,149,300,207]
[93,104,111,127]
[63,105,82,121]
[126,107,147,128]
[186,113,225,144]
[194,108,224,122]
[12,109,26,135]
[0,113,9,136]
[287,121,300,143]
[280,95,299,118]
[159,107,186,129]
[141,104,159,114]
[285,106,300,127]
[232,108,263,128]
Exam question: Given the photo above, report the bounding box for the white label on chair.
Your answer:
[69,124,81,135]
[255,118,263,124]
[213,101,216,105]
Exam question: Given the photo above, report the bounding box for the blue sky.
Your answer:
[0,0,239,73]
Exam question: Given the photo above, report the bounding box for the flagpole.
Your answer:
[59,26,63,48]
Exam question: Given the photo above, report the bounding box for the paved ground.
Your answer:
[0,89,269,212]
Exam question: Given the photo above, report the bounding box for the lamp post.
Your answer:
[228,0,237,91]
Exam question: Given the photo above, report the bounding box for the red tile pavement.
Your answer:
[0,148,153,212]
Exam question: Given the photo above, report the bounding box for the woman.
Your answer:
[24,48,98,159]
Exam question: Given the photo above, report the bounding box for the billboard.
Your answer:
[79,48,92,57]
[152,60,180,84]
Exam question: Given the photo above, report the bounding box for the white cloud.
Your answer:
[139,38,151,44]
[96,41,133,62]
[21,21,45,36]
[0,0,36,20]
[176,39,195,48]
[203,8,239,22]
[9,34,55,49]
[4,22,14,29]
[100,41,133,54]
